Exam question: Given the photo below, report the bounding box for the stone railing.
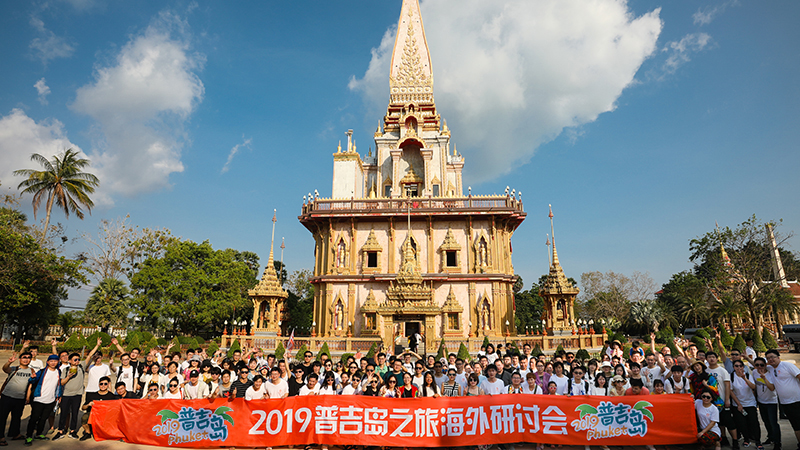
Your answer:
[220,333,606,356]
[301,195,524,216]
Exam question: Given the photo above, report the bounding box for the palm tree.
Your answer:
[679,295,710,328]
[85,278,130,333]
[13,149,99,240]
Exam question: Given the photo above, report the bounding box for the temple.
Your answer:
[299,0,526,353]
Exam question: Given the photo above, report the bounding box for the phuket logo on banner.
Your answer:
[153,406,234,445]
[571,401,653,440]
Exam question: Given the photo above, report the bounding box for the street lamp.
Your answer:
[505,320,510,337]
[312,321,317,337]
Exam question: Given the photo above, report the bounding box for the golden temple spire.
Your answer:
[549,204,560,269]
[389,0,434,104]
[542,205,578,295]
[249,209,288,299]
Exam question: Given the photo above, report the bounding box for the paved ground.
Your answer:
[1,351,798,450]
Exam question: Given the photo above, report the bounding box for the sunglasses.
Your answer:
[371,381,378,384]
[755,363,765,367]
[367,369,374,372]
[388,379,396,383]
[701,395,712,399]
[149,387,159,391]
[20,356,31,359]
[448,373,456,377]
[241,371,249,374]
[169,384,178,388]
[99,382,109,385]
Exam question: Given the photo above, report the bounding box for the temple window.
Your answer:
[445,250,457,267]
[432,184,440,197]
[367,251,378,268]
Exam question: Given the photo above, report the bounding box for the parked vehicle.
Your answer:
[783,324,800,352]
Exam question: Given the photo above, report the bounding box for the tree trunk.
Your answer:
[41,191,54,242]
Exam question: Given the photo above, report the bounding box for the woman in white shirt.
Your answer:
[550,362,570,396]
[139,363,165,397]
[695,389,721,450]
[523,372,542,394]
[485,344,498,364]
[730,361,760,448]
[245,376,267,400]
[420,372,441,398]
[162,378,183,399]
[318,373,338,395]
[590,373,609,396]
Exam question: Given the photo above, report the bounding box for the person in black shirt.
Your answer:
[229,369,252,398]
[114,382,138,399]
[300,351,314,378]
[80,376,116,441]
[288,366,305,397]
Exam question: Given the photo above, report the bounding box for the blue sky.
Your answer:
[1,0,798,310]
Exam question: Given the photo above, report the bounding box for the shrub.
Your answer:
[227,339,241,358]
[695,328,710,339]
[124,331,140,346]
[720,327,735,349]
[531,345,543,357]
[340,353,354,366]
[555,344,565,356]
[125,334,141,353]
[666,340,682,357]
[193,338,206,350]
[86,331,112,347]
[752,330,767,353]
[365,342,378,359]
[63,332,88,352]
[575,349,591,361]
[208,341,220,356]
[732,334,747,353]
[457,343,471,362]
[655,326,674,344]
[140,331,154,342]
[317,343,331,362]
[482,336,490,348]
[145,336,159,353]
[762,328,779,351]
[622,345,632,358]
[275,341,286,360]
[435,338,447,361]
[157,338,168,346]
[295,344,308,360]
[177,336,192,345]
[691,336,708,353]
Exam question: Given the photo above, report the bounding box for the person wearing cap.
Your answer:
[609,375,627,396]
[24,355,62,444]
[182,370,210,399]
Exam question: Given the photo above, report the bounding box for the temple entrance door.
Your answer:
[405,321,421,353]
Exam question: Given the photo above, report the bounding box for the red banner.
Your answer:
[91,394,697,448]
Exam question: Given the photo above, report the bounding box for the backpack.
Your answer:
[667,375,687,393]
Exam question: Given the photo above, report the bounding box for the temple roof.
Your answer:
[249,213,288,299]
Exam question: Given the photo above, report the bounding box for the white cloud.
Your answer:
[221,136,252,174]
[0,108,84,189]
[693,1,734,26]
[34,78,51,105]
[659,33,712,78]
[349,0,662,184]
[29,18,75,64]
[71,11,204,198]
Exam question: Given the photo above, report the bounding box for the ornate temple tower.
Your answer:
[540,206,579,335]
[249,211,288,335]
[299,0,526,352]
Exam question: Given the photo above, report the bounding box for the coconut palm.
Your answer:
[13,149,99,240]
[85,278,130,333]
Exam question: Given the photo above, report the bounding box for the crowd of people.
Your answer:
[0,331,798,450]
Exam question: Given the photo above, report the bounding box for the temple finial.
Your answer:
[269,209,277,267]
[389,0,434,103]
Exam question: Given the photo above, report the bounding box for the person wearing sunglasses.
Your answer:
[463,373,484,396]
[340,374,360,396]
[79,376,115,441]
[288,367,305,397]
[696,389,722,450]
[163,378,183,399]
[362,377,381,397]
[752,357,778,448]
[441,370,461,397]
[145,383,161,400]
[318,373,338,396]
[230,369,253,399]
[730,360,760,449]
[766,349,800,449]
[380,377,399,398]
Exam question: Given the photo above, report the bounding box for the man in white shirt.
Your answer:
[84,339,112,394]
[765,349,800,445]
[298,373,320,396]
[707,352,739,448]
[25,355,61,443]
[183,370,210,399]
[454,359,468,388]
[433,362,448,391]
[245,375,267,400]
[479,364,505,395]
[641,354,664,392]
[180,349,195,372]
[116,353,138,393]
[265,367,289,398]
[21,342,44,371]
[745,338,757,362]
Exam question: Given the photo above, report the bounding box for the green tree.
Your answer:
[62,331,88,352]
[0,206,86,335]
[125,334,141,352]
[457,343,471,362]
[227,339,241,358]
[579,271,656,326]
[129,240,258,335]
[13,149,99,241]
[285,269,313,335]
[436,338,446,361]
[690,216,794,333]
[85,278,130,333]
[762,328,779,350]
[514,276,545,333]
[275,341,285,360]
[732,334,747,353]
[658,271,709,330]
[317,342,331,361]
